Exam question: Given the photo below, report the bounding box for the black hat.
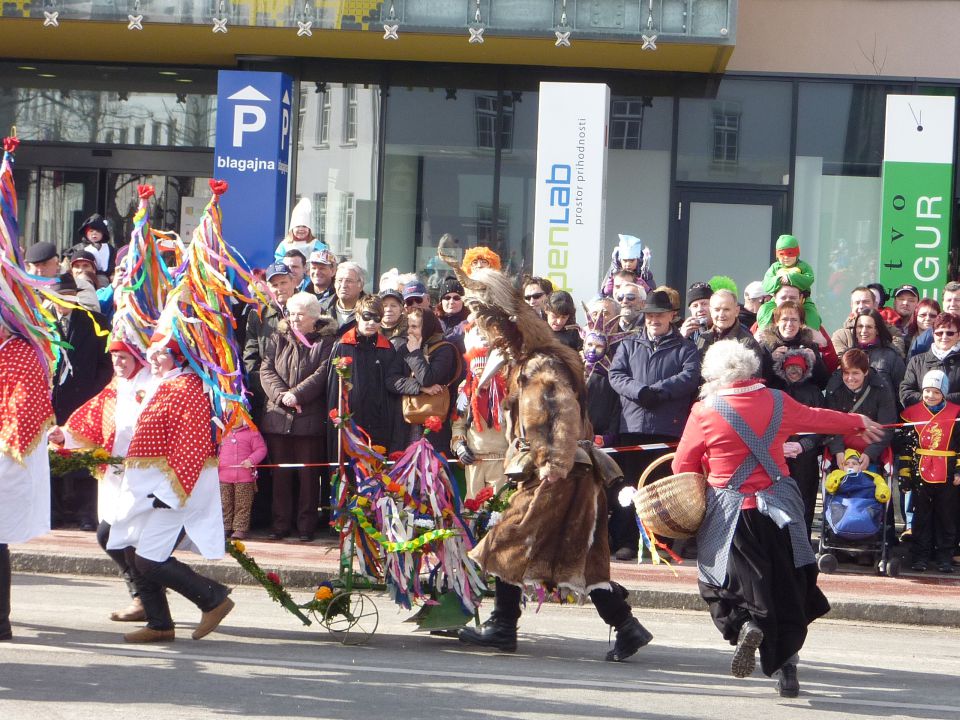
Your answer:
[894,284,920,299]
[642,290,677,314]
[70,249,97,267]
[24,241,58,265]
[866,282,890,307]
[53,272,78,294]
[379,288,403,303]
[78,214,111,243]
[687,282,713,305]
[439,275,465,297]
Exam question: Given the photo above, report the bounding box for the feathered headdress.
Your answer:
[151,179,269,437]
[111,184,182,359]
[0,135,61,380]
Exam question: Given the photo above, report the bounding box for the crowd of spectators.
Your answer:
[34,215,960,572]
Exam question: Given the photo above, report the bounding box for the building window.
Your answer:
[133,125,145,145]
[712,102,741,166]
[610,97,650,150]
[298,85,309,149]
[167,119,177,146]
[152,121,164,144]
[315,88,331,146]
[339,192,355,254]
[342,85,357,145]
[313,192,327,244]
[476,204,508,247]
[475,94,514,151]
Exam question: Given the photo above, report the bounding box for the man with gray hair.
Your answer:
[696,289,766,372]
[614,282,645,333]
[334,261,367,330]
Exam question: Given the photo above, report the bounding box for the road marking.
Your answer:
[11,641,960,714]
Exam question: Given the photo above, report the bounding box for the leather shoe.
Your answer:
[110,597,146,622]
[124,626,175,643]
[605,617,653,662]
[731,620,763,678]
[230,531,248,540]
[938,562,954,574]
[0,623,12,641]
[267,532,288,541]
[299,534,314,543]
[192,597,235,640]
[911,559,928,572]
[776,662,800,698]
[458,616,518,652]
[613,545,638,561]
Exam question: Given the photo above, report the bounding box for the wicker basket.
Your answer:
[632,452,707,540]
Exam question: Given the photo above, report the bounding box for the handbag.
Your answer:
[401,340,462,425]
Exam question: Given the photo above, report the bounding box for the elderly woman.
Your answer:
[326,295,407,453]
[673,340,881,698]
[850,308,906,393]
[108,338,234,643]
[260,292,337,542]
[395,307,461,452]
[900,312,960,408]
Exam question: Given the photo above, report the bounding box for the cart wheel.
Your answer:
[817,553,838,574]
[322,591,379,645]
[886,557,901,578]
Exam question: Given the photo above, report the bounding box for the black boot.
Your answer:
[458,612,518,652]
[605,617,653,662]
[776,663,800,698]
[0,545,11,640]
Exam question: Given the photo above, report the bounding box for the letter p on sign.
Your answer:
[233,105,267,147]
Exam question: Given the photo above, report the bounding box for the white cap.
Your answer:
[744,281,766,300]
[289,197,313,233]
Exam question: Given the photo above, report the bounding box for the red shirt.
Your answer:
[673,383,864,508]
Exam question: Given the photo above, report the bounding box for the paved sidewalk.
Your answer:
[11,529,960,627]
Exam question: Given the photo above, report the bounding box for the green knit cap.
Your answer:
[776,234,799,252]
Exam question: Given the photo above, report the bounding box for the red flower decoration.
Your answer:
[209,179,229,196]
[266,571,282,586]
[475,486,495,504]
[328,408,339,421]
[423,415,443,434]
[137,184,155,200]
[3,136,20,154]
[388,451,404,462]
[341,356,353,366]
[463,498,480,512]
[56,448,72,457]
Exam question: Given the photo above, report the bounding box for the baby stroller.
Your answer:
[816,448,900,577]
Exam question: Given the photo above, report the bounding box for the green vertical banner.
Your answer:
[880,95,956,300]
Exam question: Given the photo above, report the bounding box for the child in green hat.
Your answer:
[757,234,821,329]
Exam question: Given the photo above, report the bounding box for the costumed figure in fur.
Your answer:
[441,254,654,662]
[450,322,510,497]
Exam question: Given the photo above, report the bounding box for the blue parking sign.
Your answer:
[214,70,293,270]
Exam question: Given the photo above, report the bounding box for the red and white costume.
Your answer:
[108,368,224,562]
[62,367,154,524]
[0,336,54,544]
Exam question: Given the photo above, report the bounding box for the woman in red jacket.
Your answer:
[672,340,883,698]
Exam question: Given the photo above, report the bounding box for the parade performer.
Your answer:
[445,259,653,662]
[49,339,154,621]
[0,135,60,641]
[450,323,509,497]
[672,340,882,697]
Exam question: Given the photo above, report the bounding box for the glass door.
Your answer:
[36,169,99,256]
[672,188,787,303]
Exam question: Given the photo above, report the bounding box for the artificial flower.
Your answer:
[463,498,480,512]
[314,586,333,601]
[209,178,229,196]
[487,511,502,528]
[137,184,155,200]
[232,540,246,553]
[475,486,494,504]
[266,571,282,586]
[92,448,110,461]
[423,415,443,434]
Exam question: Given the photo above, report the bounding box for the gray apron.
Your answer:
[696,390,816,587]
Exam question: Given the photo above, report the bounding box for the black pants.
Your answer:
[491,578,633,630]
[0,544,10,636]
[608,434,676,552]
[50,469,97,527]
[911,481,959,564]
[787,450,820,541]
[265,434,323,537]
[96,521,137,599]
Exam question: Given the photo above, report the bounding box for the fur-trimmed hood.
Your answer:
[772,345,816,384]
[759,324,818,353]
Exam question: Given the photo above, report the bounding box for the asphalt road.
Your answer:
[2,573,959,720]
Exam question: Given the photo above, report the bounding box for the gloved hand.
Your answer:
[637,386,663,407]
[454,441,476,465]
[148,494,171,509]
[456,390,470,416]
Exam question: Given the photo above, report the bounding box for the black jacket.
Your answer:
[824,370,896,463]
[52,309,113,424]
[899,349,960,408]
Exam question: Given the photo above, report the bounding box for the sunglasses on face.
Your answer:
[442,294,462,302]
[934,330,957,337]
[404,297,425,306]
[615,293,638,302]
[524,292,545,301]
[359,312,382,322]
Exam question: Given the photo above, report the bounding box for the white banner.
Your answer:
[532,82,610,308]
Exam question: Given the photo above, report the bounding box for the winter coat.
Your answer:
[395,333,462,453]
[242,302,284,418]
[438,307,469,355]
[586,370,621,443]
[553,326,583,351]
[758,326,829,391]
[831,315,905,357]
[70,213,117,276]
[899,348,960,408]
[854,343,906,395]
[218,426,268,484]
[823,370,896,463]
[52,309,113,425]
[326,328,407,453]
[695,323,767,376]
[607,329,700,438]
[260,317,338,439]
